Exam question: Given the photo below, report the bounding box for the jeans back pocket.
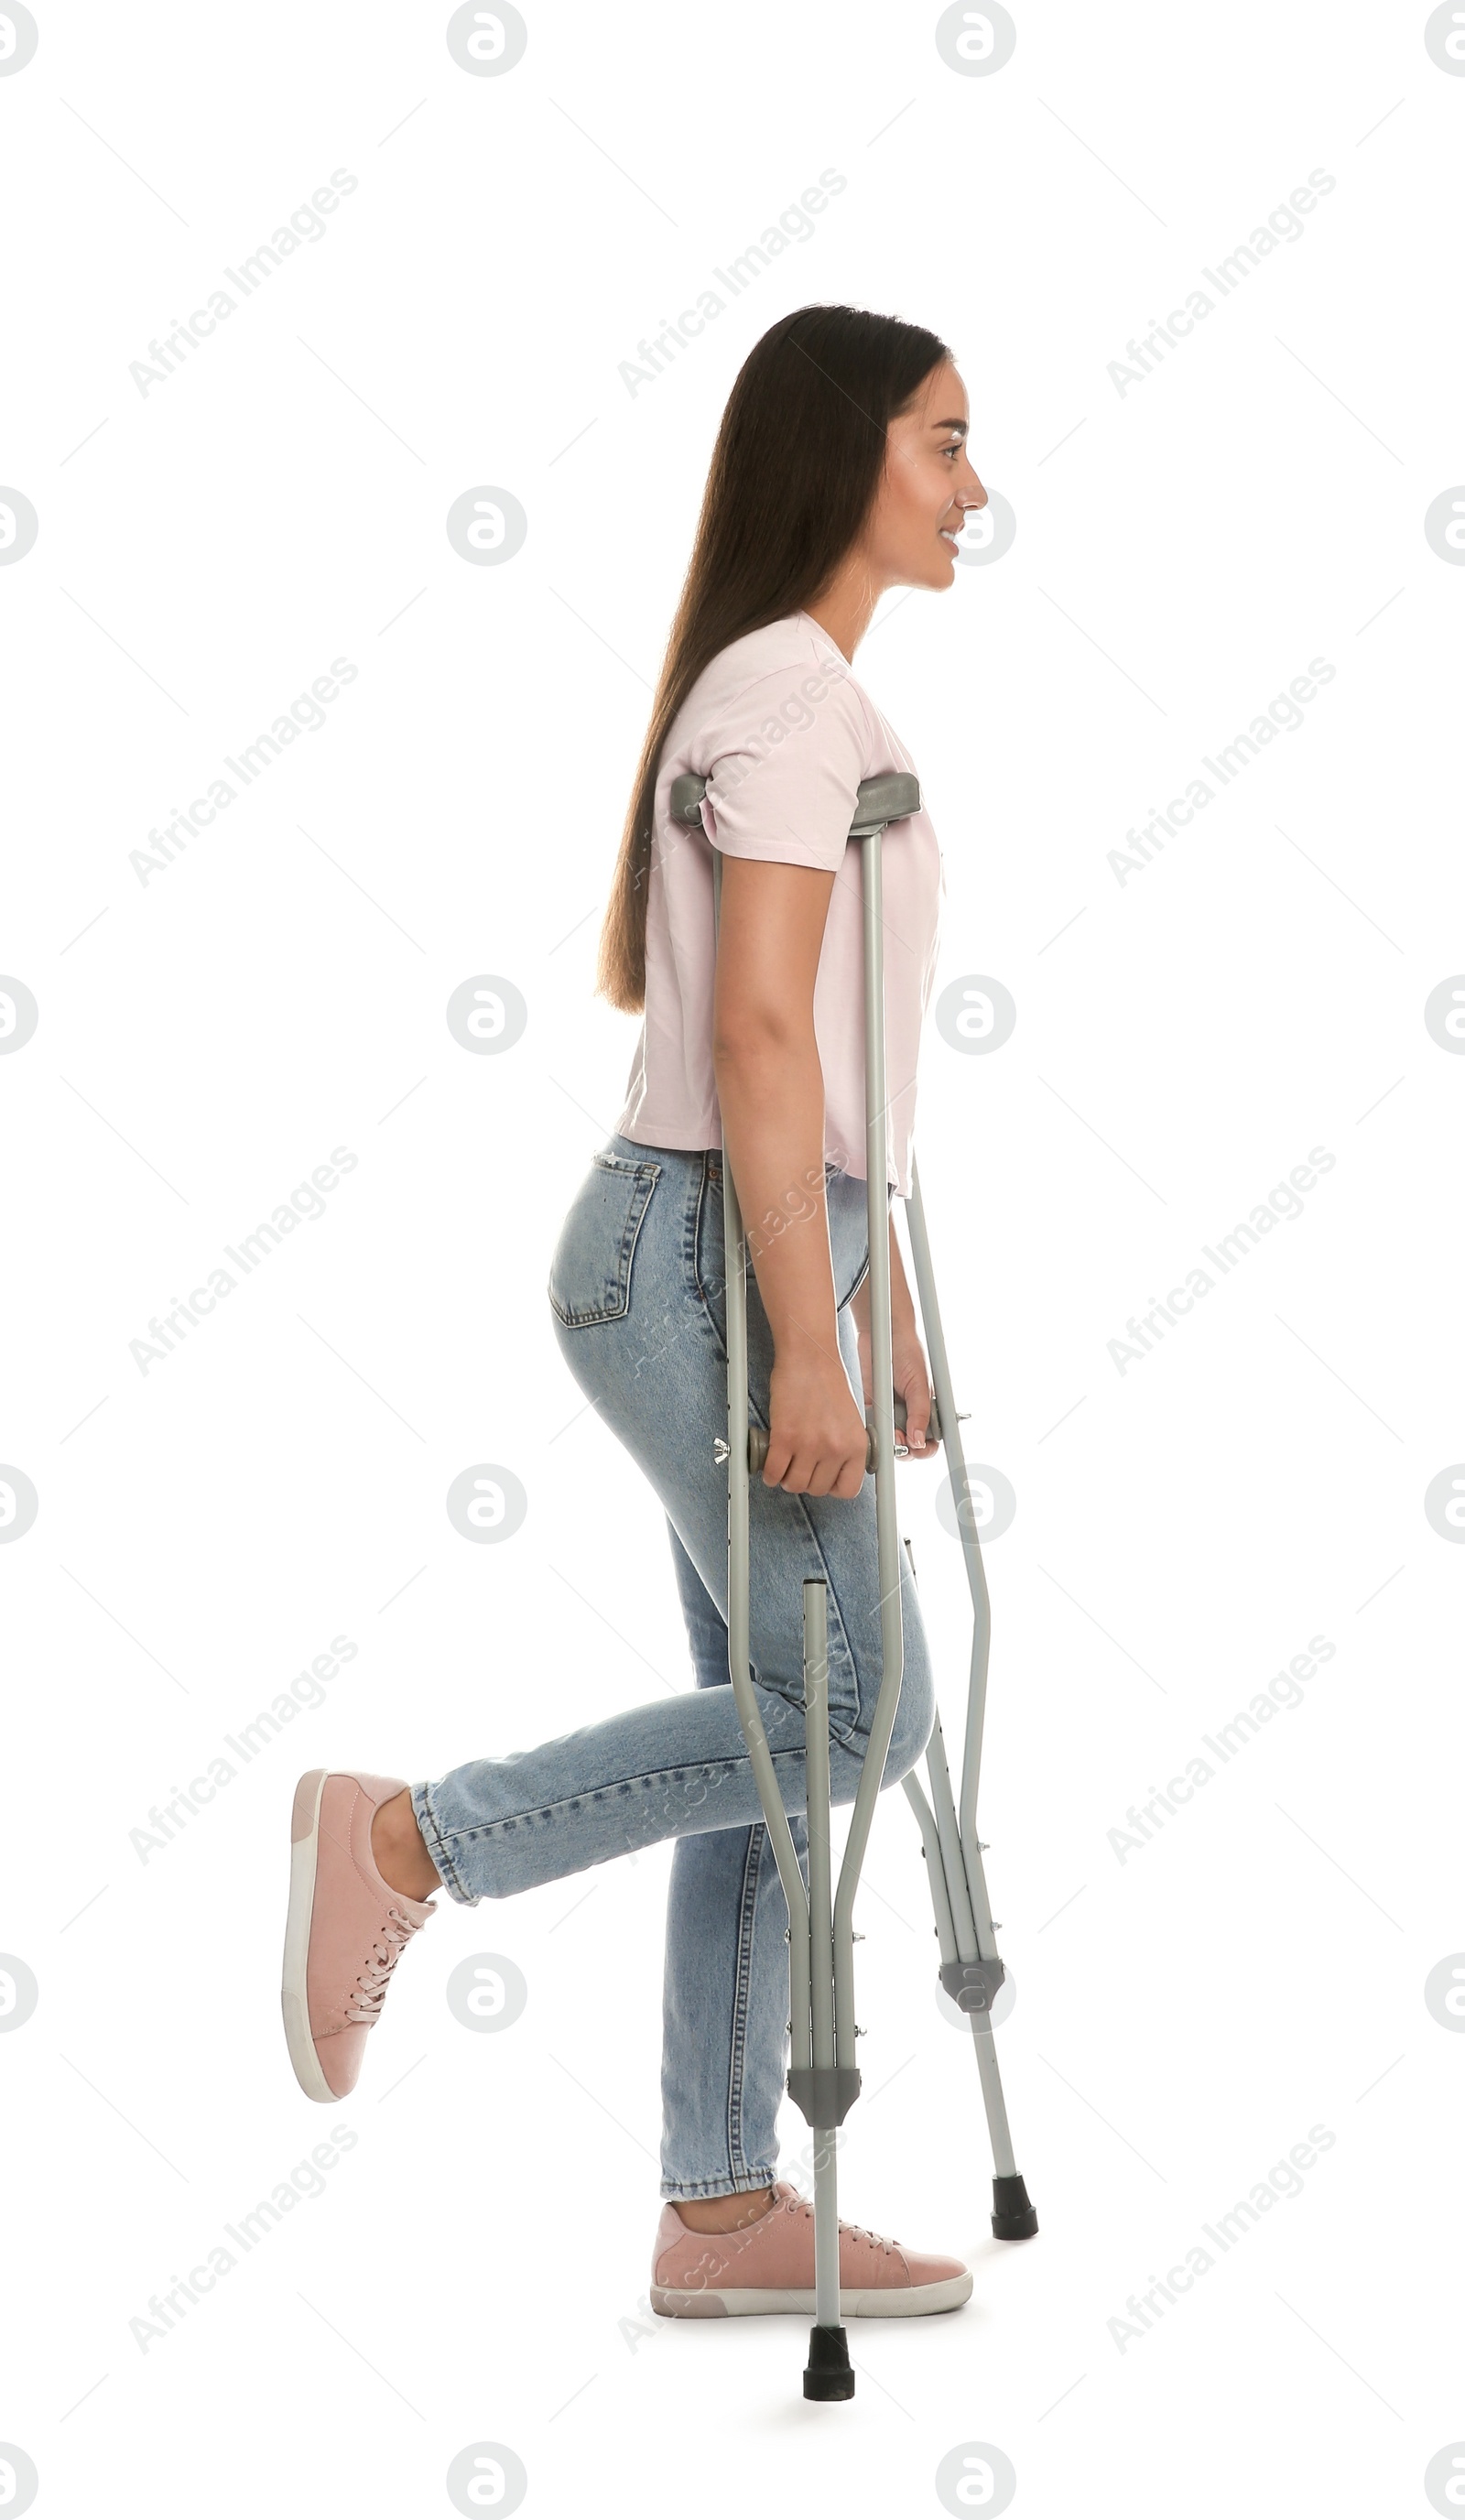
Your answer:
[548,1149,662,1328]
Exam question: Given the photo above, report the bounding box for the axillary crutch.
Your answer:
[668,768,1038,2406]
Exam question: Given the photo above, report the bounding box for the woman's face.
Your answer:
[862,359,987,592]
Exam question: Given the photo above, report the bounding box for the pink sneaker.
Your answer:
[281,1769,438,2102]
[650,2180,972,2318]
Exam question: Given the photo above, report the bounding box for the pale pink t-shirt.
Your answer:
[613,610,943,1197]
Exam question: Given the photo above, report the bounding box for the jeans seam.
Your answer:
[422,1746,813,1856]
[723,1820,765,2179]
[690,1154,725,1317]
[661,2167,779,2203]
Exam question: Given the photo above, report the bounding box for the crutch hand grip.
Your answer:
[713,1394,949,1474]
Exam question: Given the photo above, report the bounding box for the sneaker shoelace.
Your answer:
[345,1909,421,2025]
[789,2195,895,2256]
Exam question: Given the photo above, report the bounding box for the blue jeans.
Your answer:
[410,1134,937,2201]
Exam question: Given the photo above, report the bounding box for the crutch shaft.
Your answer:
[801,1581,842,2337]
[829,824,907,2062]
[713,856,815,2066]
[803,1580,834,2070]
[905,1157,994,1862]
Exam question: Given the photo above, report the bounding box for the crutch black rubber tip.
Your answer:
[991,2174,1038,2240]
[803,2323,855,2401]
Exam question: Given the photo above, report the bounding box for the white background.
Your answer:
[2,2,1462,2514]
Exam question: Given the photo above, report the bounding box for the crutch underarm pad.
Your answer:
[847,770,921,833]
[667,769,922,834]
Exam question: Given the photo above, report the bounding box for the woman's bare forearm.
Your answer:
[708,854,882,1496]
[713,1029,841,1366]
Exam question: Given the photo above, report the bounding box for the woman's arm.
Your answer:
[712,854,872,1500]
[711,853,935,1494]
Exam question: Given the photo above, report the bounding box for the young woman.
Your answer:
[282,303,988,2319]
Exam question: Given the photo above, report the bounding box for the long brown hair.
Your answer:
[594,303,952,1012]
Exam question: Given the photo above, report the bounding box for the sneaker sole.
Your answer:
[281,1768,338,2103]
[649,2272,972,2319]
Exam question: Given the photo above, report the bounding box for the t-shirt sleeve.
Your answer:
[695,659,873,871]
